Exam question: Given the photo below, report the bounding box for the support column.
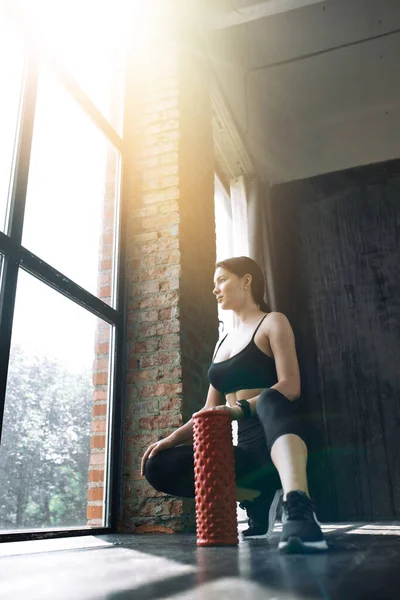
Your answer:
[119,29,217,533]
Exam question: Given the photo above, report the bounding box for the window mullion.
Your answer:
[0,49,39,441]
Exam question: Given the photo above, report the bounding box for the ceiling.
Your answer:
[204,0,400,184]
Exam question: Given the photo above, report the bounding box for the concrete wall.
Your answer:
[271,157,400,521]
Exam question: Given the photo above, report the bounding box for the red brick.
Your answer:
[139,414,182,430]
[100,244,113,259]
[131,470,144,481]
[170,500,183,516]
[93,358,109,371]
[158,308,172,320]
[90,434,106,449]
[136,309,158,323]
[88,487,104,501]
[135,524,175,534]
[139,352,179,368]
[159,278,179,292]
[95,342,110,355]
[132,339,159,353]
[91,420,106,433]
[99,271,112,285]
[141,382,182,398]
[134,369,162,382]
[156,319,180,335]
[140,264,180,282]
[159,333,180,350]
[93,373,108,386]
[87,505,103,520]
[138,292,179,309]
[157,237,179,252]
[138,323,157,338]
[145,487,165,499]
[99,285,111,298]
[100,259,112,270]
[132,281,160,295]
[159,397,182,412]
[88,469,104,483]
[128,433,158,449]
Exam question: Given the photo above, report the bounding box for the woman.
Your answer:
[141,256,327,553]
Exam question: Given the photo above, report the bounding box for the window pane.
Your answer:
[214,176,234,334]
[22,69,120,307]
[0,269,112,531]
[0,13,25,233]
[17,0,125,132]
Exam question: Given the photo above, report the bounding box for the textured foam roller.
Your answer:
[193,410,238,546]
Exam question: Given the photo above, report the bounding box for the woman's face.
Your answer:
[213,267,246,310]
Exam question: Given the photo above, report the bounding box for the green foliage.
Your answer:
[0,346,94,530]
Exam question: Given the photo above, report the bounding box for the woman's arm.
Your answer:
[235,312,301,418]
[141,384,225,474]
[266,311,301,399]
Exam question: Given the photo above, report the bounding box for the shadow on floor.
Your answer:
[102,522,400,600]
[1,523,400,600]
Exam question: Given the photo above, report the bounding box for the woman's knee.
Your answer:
[256,388,292,419]
[256,388,305,450]
[144,446,196,498]
[144,453,167,491]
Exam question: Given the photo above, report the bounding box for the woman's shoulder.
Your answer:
[263,310,288,322]
[261,311,292,332]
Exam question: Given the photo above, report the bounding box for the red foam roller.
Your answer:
[193,410,238,547]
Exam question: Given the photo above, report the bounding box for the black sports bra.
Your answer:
[207,315,278,395]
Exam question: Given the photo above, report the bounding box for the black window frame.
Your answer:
[0,9,128,543]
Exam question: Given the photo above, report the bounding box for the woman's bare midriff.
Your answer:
[225,388,265,409]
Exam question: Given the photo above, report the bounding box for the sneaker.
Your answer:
[240,489,283,539]
[279,490,328,553]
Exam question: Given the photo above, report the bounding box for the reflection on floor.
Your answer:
[1,522,400,600]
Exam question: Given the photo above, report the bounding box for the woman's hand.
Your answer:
[141,436,176,476]
[193,405,243,421]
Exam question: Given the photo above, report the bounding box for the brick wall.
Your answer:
[87,145,119,526]
[118,33,217,533]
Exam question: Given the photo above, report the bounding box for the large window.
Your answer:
[22,69,120,302]
[0,3,125,538]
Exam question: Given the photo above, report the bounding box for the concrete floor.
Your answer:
[1,522,400,600]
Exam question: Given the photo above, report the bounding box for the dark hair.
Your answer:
[215,256,270,312]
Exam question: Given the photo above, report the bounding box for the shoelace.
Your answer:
[283,493,313,521]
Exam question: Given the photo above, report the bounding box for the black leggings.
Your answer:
[145,388,306,498]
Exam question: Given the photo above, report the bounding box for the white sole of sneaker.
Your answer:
[278,537,328,553]
[241,489,283,540]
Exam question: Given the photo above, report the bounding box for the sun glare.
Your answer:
[1,0,131,370]
[12,0,157,54]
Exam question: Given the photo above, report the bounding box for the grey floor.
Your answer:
[1,522,400,600]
